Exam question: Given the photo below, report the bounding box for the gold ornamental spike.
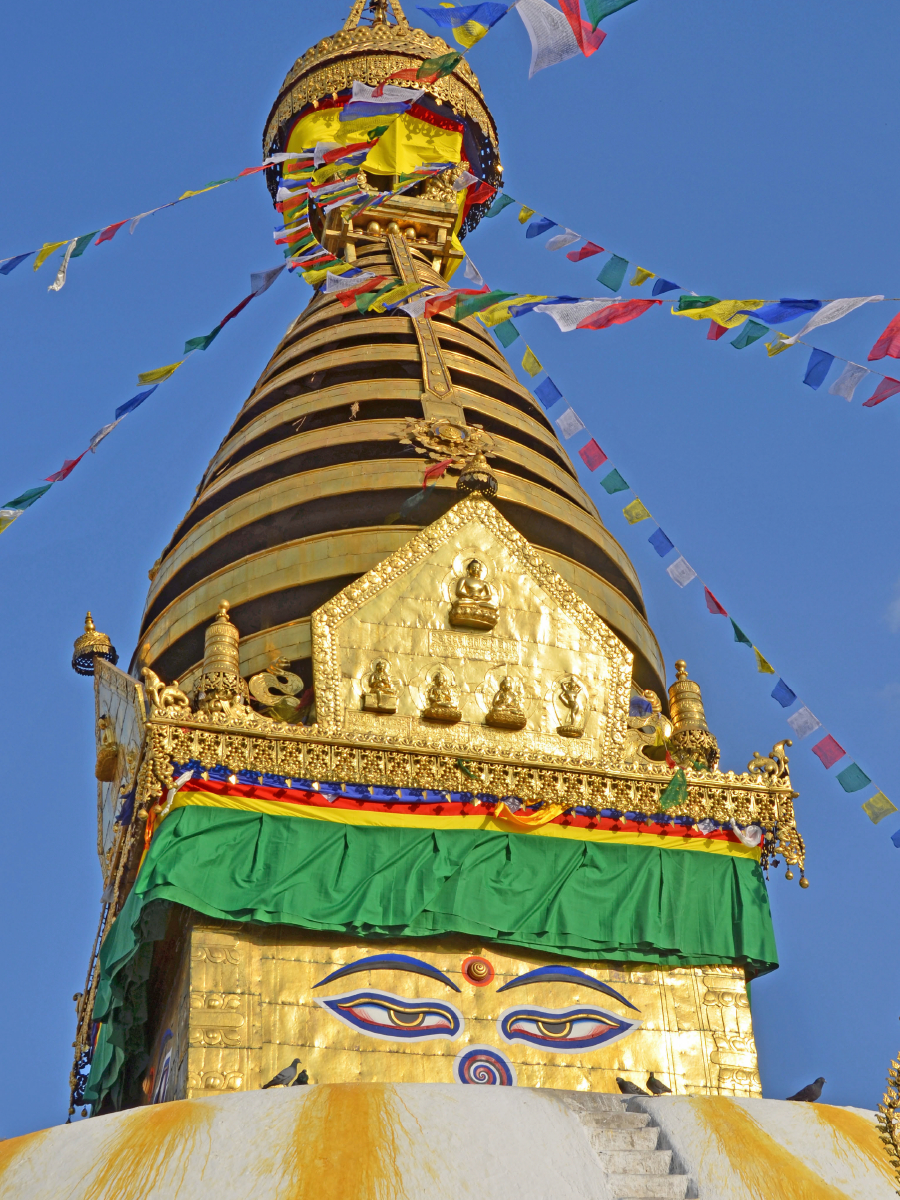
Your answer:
[72,611,118,677]
[344,0,409,29]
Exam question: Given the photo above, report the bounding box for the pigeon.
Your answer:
[786,1077,825,1103]
[647,1073,672,1096]
[291,1069,310,1086]
[262,1058,302,1088]
[616,1077,649,1096]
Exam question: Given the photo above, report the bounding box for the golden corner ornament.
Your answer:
[67,0,808,1130]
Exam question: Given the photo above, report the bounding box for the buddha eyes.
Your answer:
[316,990,463,1042]
[498,1005,640,1051]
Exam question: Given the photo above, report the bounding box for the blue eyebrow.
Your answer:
[314,953,461,992]
[496,965,639,1011]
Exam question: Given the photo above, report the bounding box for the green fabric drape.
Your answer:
[85,806,777,1108]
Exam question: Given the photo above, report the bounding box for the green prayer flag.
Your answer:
[731,619,752,647]
[597,255,629,292]
[836,762,871,793]
[455,290,516,323]
[676,295,719,311]
[862,791,897,824]
[659,768,688,811]
[420,51,463,79]
[184,326,222,354]
[494,320,519,347]
[486,194,515,218]
[70,232,99,259]
[357,279,400,313]
[731,320,769,350]
[586,0,640,30]
[600,468,629,494]
[3,483,52,510]
[623,498,651,524]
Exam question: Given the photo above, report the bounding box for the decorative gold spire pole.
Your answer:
[667,659,719,770]
[71,612,118,676]
[194,601,249,713]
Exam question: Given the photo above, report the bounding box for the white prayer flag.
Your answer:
[787,706,821,739]
[313,141,342,168]
[463,257,484,288]
[452,170,479,192]
[88,419,124,453]
[532,299,615,332]
[666,556,697,588]
[555,405,586,440]
[324,270,375,293]
[348,81,425,108]
[545,229,580,252]
[786,296,884,344]
[250,265,286,296]
[514,0,580,77]
[828,361,869,402]
[47,240,76,292]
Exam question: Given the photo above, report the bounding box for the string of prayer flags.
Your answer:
[868,311,900,361]
[600,468,629,494]
[597,255,629,292]
[578,439,607,471]
[803,348,834,389]
[862,376,900,407]
[623,497,651,524]
[666,556,697,588]
[754,648,776,675]
[811,734,846,770]
[555,406,585,439]
[522,347,543,376]
[771,679,797,708]
[704,587,727,616]
[730,320,768,350]
[568,241,604,262]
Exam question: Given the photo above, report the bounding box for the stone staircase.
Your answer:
[567,1095,692,1199]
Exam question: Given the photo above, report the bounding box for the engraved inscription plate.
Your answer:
[428,630,519,663]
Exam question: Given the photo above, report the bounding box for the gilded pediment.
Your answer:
[311,494,633,768]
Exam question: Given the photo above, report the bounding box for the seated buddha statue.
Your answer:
[556,677,588,738]
[449,559,499,631]
[485,677,527,731]
[421,668,462,724]
[362,659,399,714]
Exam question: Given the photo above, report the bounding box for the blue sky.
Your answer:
[1,0,899,1136]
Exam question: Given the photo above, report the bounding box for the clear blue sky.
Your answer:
[1,0,898,1137]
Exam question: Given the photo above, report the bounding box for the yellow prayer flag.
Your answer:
[0,510,23,536]
[630,267,655,287]
[517,206,535,225]
[178,184,222,200]
[303,261,355,287]
[766,333,795,357]
[753,647,775,675]
[521,348,542,377]
[33,240,68,271]
[623,498,652,524]
[370,282,421,313]
[671,299,766,329]
[454,19,491,48]
[862,791,898,824]
[479,295,546,327]
[138,361,185,386]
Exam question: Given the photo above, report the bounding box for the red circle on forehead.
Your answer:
[461,956,495,986]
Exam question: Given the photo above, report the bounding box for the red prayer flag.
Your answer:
[423,458,452,487]
[577,298,662,330]
[237,165,269,177]
[558,0,607,55]
[578,439,608,471]
[468,181,496,206]
[811,733,845,769]
[219,294,254,327]
[323,141,370,164]
[95,220,128,245]
[336,276,389,307]
[45,451,87,482]
[868,310,900,361]
[567,241,604,262]
[862,376,900,407]
[423,288,486,320]
[704,587,727,616]
[707,321,728,341]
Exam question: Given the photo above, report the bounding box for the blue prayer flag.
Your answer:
[114,385,159,420]
[891,827,900,849]
[648,527,674,557]
[526,217,557,239]
[803,348,835,390]
[418,3,508,29]
[535,377,563,407]
[771,679,797,708]
[743,298,823,325]
[652,279,681,296]
[630,696,653,717]
[0,252,34,276]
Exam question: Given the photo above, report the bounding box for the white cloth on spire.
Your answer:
[785,296,884,344]
[514,0,580,77]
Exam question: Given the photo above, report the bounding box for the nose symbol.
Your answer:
[454,1045,516,1086]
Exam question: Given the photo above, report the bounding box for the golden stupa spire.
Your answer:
[343,0,410,29]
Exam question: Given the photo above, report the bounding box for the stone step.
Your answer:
[595,1149,672,1176]
[607,1173,690,1200]
[579,1111,652,1130]
[588,1127,660,1152]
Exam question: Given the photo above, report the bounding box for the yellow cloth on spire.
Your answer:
[362,112,462,178]
[479,294,547,327]
[672,299,766,329]
[33,241,67,271]
[521,348,542,377]
[518,206,535,224]
[138,361,185,386]
[630,267,655,287]
[753,647,776,675]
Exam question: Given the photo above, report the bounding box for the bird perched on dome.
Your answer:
[786,1077,825,1102]
[616,1077,649,1096]
[647,1073,672,1095]
[262,1058,303,1088]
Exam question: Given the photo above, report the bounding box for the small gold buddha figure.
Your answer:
[556,677,588,738]
[449,558,499,631]
[485,677,527,731]
[421,667,462,724]
[362,659,399,714]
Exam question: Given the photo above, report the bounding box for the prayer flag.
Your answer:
[862,792,897,824]
[48,240,76,292]
[70,232,99,259]
[708,321,728,341]
[741,299,822,325]
[137,362,184,386]
[0,252,34,275]
[94,221,128,245]
[486,194,515,218]
[423,457,453,486]
[558,0,607,54]
[522,348,543,377]
[597,255,629,292]
[337,275,390,306]
[585,0,639,31]
[630,696,653,717]
[88,420,122,453]
[658,767,688,812]
[533,299,615,332]
[766,332,795,356]
[862,376,900,407]
[0,510,23,536]
[452,170,478,192]
[555,406,585,440]
[754,647,775,675]
[623,497,651,524]
[455,289,514,322]
[535,377,563,407]
[785,295,884,344]
[666,556,697,588]
[383,51,463,87]
[577,298,661,330]
[514,0,581,76]
[649,527,674,557]
[892,828,900,849]
[518,206,535,224]
[546,229,580,252]
[731,619,752,647]
[494,321,520,347]
[3,484,52,511]
[324,269,373,293]
[33,241,67,271]
[567,241,604,262]
[600,468,629,494]
[828,362,869,402]
[45,452,88,483]
[341,80,424,121]
[836,762,871,793]
[250,265,286,295]
[652,278,681,296]
[771,679,797,708]
[184,328,222,353]
[787,705,821,739]
[463,257,484,288]
[704,587,727,615]
[673,297,765,328]
[803,348,835,389]
[115,386,159,420]
[811,733,845,769]
[578,439,607,471]
[526,216,557,239]
[731,320,769,349]
[868,311,900,361]
[630,267,654,287]
[418,3,509,49]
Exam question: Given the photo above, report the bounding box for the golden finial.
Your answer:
[72,611,119,677]
[195,599,249,713]
[457,450,498,498]
[667,658,719,771]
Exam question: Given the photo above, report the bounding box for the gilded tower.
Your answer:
[72,0,805,1117]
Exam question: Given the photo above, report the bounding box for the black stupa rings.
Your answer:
[72,612,118,677]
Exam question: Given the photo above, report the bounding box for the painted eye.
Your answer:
[317,990,463,1042]
[498,1005,641,1052]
